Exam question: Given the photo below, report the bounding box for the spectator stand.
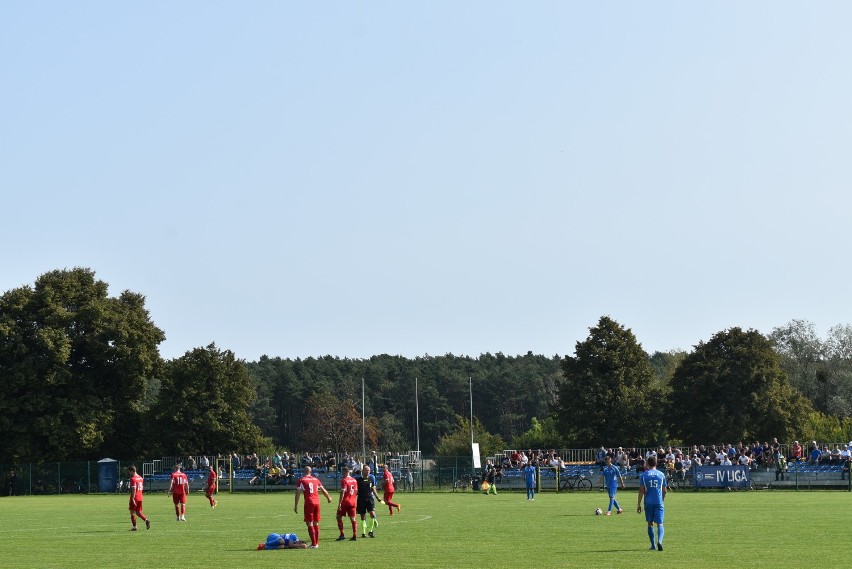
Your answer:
[775,461,850,490]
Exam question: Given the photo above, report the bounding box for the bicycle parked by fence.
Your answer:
[559,471,593,491]
[669,471,693,491]
[453,474,479,492]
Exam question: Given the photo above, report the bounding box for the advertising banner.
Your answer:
[693,465,750,488]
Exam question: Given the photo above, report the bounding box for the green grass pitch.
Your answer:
[1,489,850,568]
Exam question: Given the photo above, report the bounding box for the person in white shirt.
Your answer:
[721,455,732,466]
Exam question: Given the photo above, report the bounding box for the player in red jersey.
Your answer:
[294,465,332,549]
[205,465,218,508]
[382,466,401,516]
[335,466,359,541]
[168,464,189,521]
[127,466,150,531]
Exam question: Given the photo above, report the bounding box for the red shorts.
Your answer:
[172,493,187,504]
[303,501,321,523]
[384,489,395,502]
[206,485,216,495]
[337,503,356,518]
[129,500,143,512]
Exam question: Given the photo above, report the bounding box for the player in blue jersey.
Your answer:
[637,455,667,551]
[256,532,308,550]
[523,463,536,500]
[599,455,624,515]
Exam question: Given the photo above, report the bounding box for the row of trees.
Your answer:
[2,268,852,463]
[0,269,266,462]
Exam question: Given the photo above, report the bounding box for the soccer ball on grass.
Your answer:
[594,508,603,515]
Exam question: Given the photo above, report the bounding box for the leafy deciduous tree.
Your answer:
[556,316,662,447]
[434,416,506,457]
[300,392,378,454]
[670,327,813,442]
[146,344,267,455]
[0,268,164,461]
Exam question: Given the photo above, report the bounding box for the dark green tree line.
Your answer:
[5,269,851,462]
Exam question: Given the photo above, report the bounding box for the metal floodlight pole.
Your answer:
[469,376,474,445]
[415,376,420,454]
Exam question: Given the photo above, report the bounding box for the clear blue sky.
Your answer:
[2,2,850,361]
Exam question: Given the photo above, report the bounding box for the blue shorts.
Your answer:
[607,485,619,497]
[644,503,664,524]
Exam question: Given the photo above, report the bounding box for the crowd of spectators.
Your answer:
[222,450,381,486]
[591,439,852,482]
[499,449,567,472]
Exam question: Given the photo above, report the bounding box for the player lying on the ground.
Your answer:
[256,532,308,550]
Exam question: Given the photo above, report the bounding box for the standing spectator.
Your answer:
[405,467,414,492]
[524,462,536,501]
[637,456,667,551]
[127,466,151,531]
[5,469,16,496]
[674,453,685,482]
[205,465,218,508]
[231,452,241,472]
[595,446,607,466]
[382,466,401,515]
[600,456,625,515]
[335,466,359,541]
[294,465,332,549]
[186,456,196,470]
[355,465,383,538]
[168,464,189,521]
[199,455,210,469]
[774,449,787,481]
